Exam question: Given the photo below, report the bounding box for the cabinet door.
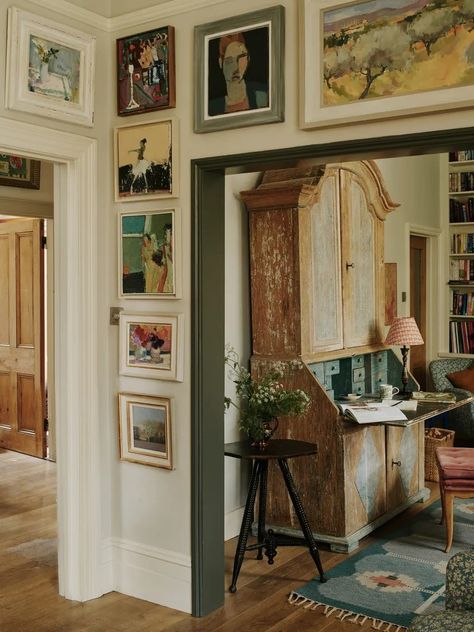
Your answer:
[340,170,379,348]
[386,424,420,511]
[344,425,386,535]
[311,171,343,352]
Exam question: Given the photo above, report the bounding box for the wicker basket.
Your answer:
[424,428,455,482]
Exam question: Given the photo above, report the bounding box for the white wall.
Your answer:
[224,172,258,540]
[378,154,442,364]
[0,0,472,616]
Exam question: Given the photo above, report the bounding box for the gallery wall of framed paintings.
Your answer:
[114,22,180,471]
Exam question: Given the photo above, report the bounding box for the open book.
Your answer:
[337,402,408,424]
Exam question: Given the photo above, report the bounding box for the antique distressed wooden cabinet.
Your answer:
[241,163,428,551]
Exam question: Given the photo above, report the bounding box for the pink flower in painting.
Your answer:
[9,156,23,170]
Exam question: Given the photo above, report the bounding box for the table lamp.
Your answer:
[384,316,424,399]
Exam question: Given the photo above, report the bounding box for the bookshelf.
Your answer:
[448,150,474,355]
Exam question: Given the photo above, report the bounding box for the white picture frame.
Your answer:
[118,207,181,299]
[5,7,95,127]
[118,393,173,469]
[299,0,474,129]
[114,118,178,201]
[119,313,184,381]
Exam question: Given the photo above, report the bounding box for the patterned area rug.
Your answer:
[289,499,474,631]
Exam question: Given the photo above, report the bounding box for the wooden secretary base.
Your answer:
[258,487,431,553]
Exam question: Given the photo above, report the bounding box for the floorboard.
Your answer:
[0,448,439,631]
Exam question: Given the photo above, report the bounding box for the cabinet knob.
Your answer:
[392,460,401,467]
[346,262,355,270]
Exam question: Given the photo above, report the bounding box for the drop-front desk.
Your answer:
[261,392,473,553]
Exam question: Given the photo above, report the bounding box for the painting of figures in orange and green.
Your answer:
[322,0,474,106]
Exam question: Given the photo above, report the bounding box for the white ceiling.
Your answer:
[66,0,173,18]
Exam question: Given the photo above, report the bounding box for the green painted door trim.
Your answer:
[191,126,474,617]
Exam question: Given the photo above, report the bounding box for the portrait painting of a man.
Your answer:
[207,26,270,117]
[194,6,284,133]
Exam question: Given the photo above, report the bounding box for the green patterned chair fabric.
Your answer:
[408,551,474,631]
[429,359,474,440]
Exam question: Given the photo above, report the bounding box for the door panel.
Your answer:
[410,235,427,389]
[0,219,45,458]
[386,425,419,511]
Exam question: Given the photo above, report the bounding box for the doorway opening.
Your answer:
[192,126,474,616]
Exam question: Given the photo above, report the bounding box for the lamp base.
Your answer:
[394,390,412,400]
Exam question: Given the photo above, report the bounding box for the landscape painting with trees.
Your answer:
[322,0,474,106]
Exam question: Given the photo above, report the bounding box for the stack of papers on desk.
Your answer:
[338,402,408,424]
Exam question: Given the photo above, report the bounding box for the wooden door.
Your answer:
[311,170,343,352]
[410,235,427,389]
[0,219,45,457]
[386,425,419,512]
[340,169,378,348]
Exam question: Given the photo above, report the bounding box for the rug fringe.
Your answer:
[288,592,408,631]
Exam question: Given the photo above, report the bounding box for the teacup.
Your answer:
[379,384,399,399]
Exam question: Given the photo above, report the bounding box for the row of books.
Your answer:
[450,320,474,354]
[449,197,474,223]
[449,172,474,193]
[449,258,474,281]
[451,233,474,253]
[451,290,474,315]
[449,150,474,162]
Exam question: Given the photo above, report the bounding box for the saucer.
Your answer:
[341,394,361,401]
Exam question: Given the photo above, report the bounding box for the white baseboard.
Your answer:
[100,538,192,613]
[225,506,244,541]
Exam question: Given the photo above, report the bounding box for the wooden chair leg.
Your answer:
[444,491,454,554]
[439,481,446,526]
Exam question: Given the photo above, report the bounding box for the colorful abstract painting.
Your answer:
[120,210,174,296]
[117,26,175,116]
[0,154,40,189]
[28,35,81,103]
[322,0,474,106]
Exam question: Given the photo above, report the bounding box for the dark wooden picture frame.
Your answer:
[117,25,176,116]
[0,154,40,189]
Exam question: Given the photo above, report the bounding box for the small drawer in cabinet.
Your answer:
[371,370,388,392]
[325,389,335,400]
[352,367,366,383]
[351,355,365,369]
[310,363,325,383]
[351,382,365,395]
[371,352,387,371]
[324,360,340,376]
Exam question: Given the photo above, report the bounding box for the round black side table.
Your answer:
[225,439,326,593]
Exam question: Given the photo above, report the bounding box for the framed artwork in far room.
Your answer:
[119,208,181,299]
[5,7,95,127]
[114,118,178,201]
[300,0,474,129]
[0,155,40,189]
[117,26,176,116]
[118,393,173,469]
[119,313,184,381]
[194,5,285,133]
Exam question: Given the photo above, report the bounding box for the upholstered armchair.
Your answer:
[429,359,474,441]
[408,551,474,631]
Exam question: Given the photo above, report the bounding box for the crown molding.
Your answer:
[110,0,230,31]
[26,0,110,30]
[26,0,232,33]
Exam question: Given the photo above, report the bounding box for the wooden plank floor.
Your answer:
[0,449,439,631]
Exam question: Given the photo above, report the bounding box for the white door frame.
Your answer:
[0,116,101,601]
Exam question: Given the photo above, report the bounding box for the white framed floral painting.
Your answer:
[119,313,184,381]
[5,8,95,126]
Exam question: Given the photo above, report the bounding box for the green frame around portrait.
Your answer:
[194,5,285,133]
[0,155,40,189]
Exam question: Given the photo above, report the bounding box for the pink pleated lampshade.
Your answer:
[384,317,424,346]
